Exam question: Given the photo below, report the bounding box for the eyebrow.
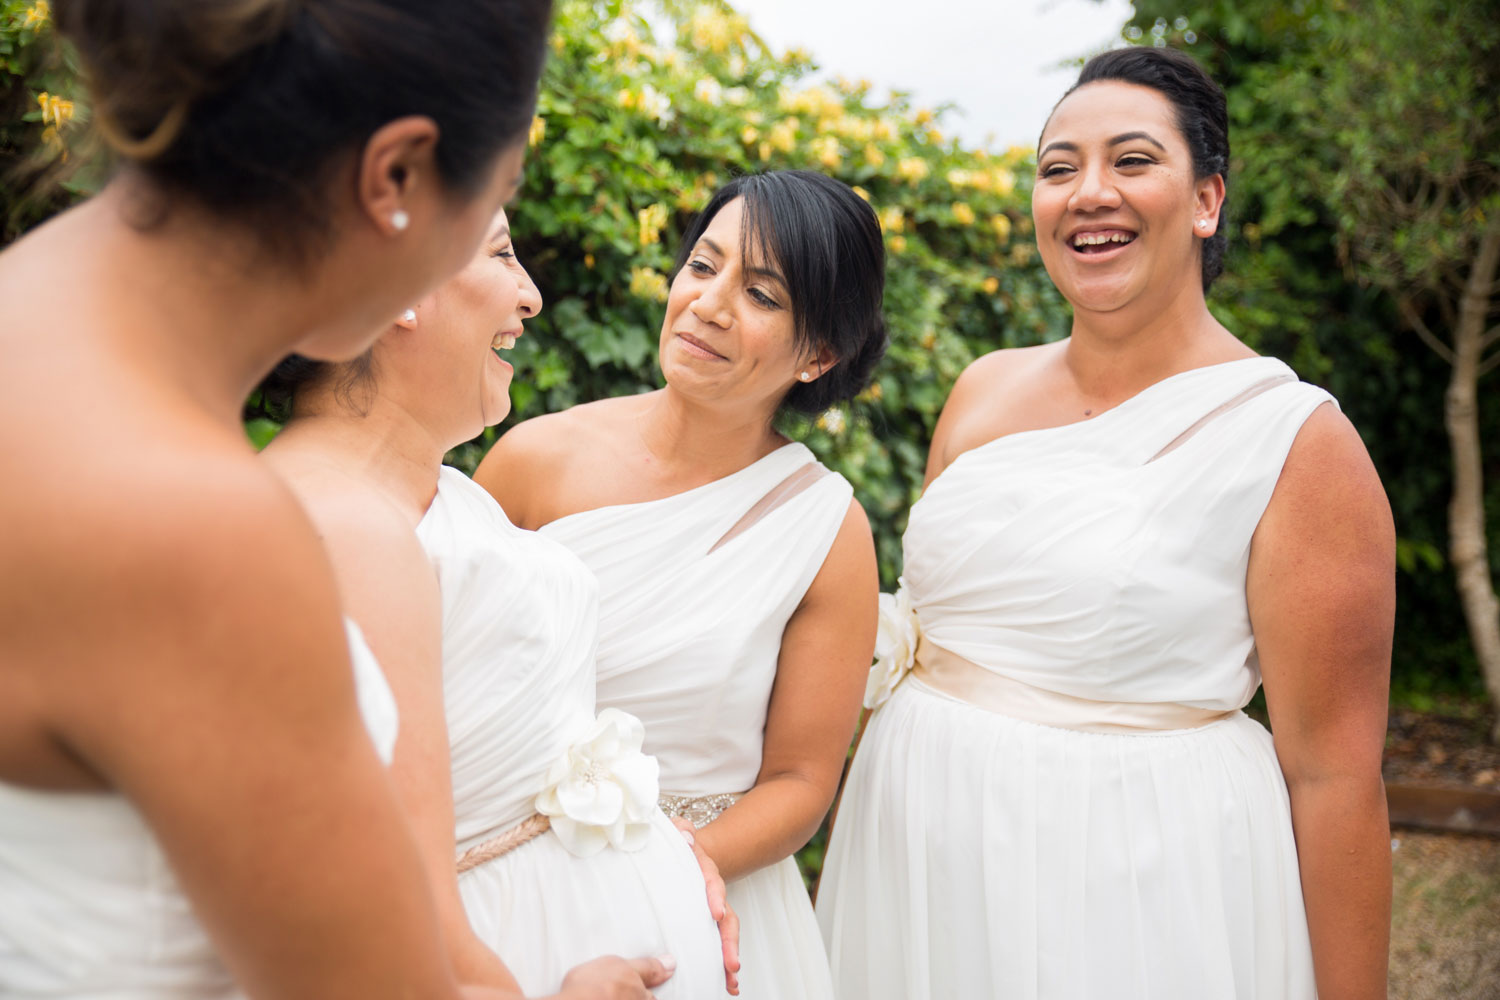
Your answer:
[489,221,511,242]
[697,237,787,285]
[1039,130,1168,158]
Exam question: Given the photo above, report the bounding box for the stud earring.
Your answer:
[798,371,812,382]
[1197,219,1212,231]
[401,309,417,324]
[391,210,410,232]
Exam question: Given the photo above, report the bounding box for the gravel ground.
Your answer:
[1390,831,1500,999]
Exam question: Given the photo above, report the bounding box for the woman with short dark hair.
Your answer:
[479,170,886,1000]
[818,47,1393,1000]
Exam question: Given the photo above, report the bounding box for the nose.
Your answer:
[1068,159,1122,214]
[515,261,543,318]
[688,273,733,328]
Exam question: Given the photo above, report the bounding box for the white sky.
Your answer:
[730,0,1135,150]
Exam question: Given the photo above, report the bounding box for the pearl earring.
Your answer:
[391,210,410,232]
[1197,219,1212,231]
[402,309,417,324]
[799,371,812,382]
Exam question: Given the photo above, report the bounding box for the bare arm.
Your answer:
[693,499,879,882]
[38,470,471,1000]
[302,490,524,992]
[1249,404,1393,1000]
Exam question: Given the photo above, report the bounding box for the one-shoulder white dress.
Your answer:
[416,467,725,997]
[817,357,1326,1000]
[0,621,398,998]
[542,441,851,1000]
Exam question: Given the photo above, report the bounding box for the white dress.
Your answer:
[416,468,725,998]
[542,441,851,1000]
[817,357,1325,1000]
[0,621,398,998]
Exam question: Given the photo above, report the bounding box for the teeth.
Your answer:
[1072,232,1135,247]
[491,332,517,350]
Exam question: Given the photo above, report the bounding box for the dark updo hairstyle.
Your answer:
[1060,46,1230,292]
[674,170,888,416]
[55,0,554,262]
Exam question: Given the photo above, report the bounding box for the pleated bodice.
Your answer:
[904,356,1335,711]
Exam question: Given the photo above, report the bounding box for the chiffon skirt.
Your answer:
[459,810,726,997]
[816,677,1316,1000]
[728,855,835,999]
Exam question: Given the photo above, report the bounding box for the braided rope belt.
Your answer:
[455,814,552,874]
[657,791,743,829]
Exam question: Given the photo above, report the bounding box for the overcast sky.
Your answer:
[730,0,1135,149]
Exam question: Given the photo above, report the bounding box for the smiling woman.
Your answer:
[477,170,887,1000]
[818,47,1395,1000]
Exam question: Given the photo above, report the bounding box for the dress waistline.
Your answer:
[455,814,551,874]
[912,635,1234,734]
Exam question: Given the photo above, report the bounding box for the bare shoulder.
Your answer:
[477,394,646,527]
[1266,402,1393,542]
[926,342,1060,485]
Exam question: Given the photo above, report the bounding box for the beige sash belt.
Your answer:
[911,636,1233,734]
[455,814,551,874]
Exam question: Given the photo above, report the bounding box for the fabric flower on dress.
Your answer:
[864,580,920,709]
[535,708,660,857]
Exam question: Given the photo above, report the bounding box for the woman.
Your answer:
[817,48,1393,1000]
[477,170,884,1000]
[259,208,735,998]
[0,1,670,997]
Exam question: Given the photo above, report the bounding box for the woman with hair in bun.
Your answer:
[260,209,735,999]
[0,1,673,997]
[478,169,885,1000]
[817,46,1393,1000]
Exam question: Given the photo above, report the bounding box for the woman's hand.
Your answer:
[548,954,677,999]
[671,816,741,995]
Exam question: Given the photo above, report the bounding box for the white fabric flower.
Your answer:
[864,581,920,710]
[535,708,660,858]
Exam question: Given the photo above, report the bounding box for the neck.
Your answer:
[638,386,785,480]
[1062,276,1236,403]
[273,390,448,517]
[76,183,351,427]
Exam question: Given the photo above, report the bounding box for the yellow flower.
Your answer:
[878,206,905,234]
[862,381,884,401]
[36,92,74,128]
[816,408,847,434]
[768,118,799,153]
[946,168,971,188]
[616,88,637,110]
[852,186,872,202]
[991,169,1016,196]
[740,125,759,145]
[758,140,772,162]
[1010,243,1035,265]
[812,136,841,168]
[638,202,669,247]
[694,77,723,105]
[982,276,1000,295]
[584,253,596,270]
[889,235,908,254]
[914,108,935,126]
[952,202,976,226]
[528,115,546,148]
[990,214,1013,243]
[863,144,885,168]
[23,1,50,28]
[629,266,669,302]
[688,5,743,54]
[920,328,937,349]
[896,157,930,183]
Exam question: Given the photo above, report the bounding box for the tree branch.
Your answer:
[1399,299,1456,364]
[1483,324,1500,352]
[1479,351,1500,379]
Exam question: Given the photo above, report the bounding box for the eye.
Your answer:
[1117,155,1154,168]
[489,244,516,260]
[747,286,781,309]
[687,257,714,275]
[1038,163,1074,179]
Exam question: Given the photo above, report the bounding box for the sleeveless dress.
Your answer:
[541,441,851,1000]
[0,621,398,998]
[817,357,1326,1000]
[415,467,725,998]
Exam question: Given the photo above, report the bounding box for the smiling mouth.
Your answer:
[677,332,727,360]
[491,330,520,351]
[1070,230,1137,254]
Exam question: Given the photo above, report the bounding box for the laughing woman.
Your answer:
[259,210,730,999]
[478,171,884,1000]
[817,48,1393,1000]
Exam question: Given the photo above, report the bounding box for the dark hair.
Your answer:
[1059,46,1230,292]
[674,170,888,415]
[251,351,376,423]
[55,0,553,261]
